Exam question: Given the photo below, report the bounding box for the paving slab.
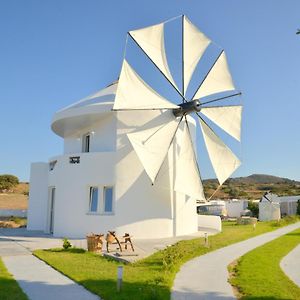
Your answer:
[172,222,300,300]
[280,243,300,287]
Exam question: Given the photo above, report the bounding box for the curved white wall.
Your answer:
[64,113,116,154]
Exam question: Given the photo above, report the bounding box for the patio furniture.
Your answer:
[106,231,134,253]
[86,233,104,252]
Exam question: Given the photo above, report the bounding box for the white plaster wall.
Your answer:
[27,163,49,231]
[259,202,281,221]
[115,110,198,239]
[226,201,248,218]
[172,121,198,237]
[48,152,115,238]
[64,113,116,154]
[198,215,222,232]
[30,108,198,239]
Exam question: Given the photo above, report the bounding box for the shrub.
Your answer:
[297,200,300,216]
[62,238,72,250]
[248,201,259,218]
[0,175,19,192]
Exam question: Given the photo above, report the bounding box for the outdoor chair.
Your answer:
[105,231,134,253]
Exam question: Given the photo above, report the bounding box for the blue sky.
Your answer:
[0,1,299,182]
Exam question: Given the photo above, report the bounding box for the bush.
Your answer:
[248,201,259,218]
[0,175,19,192]
[297,200,300,216]
[62,238,72,250]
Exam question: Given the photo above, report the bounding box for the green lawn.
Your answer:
[0,258,28,300]
[229,227,300,300]
[34,217,300,300]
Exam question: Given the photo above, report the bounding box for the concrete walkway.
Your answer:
[0,229,100,300]
[0,227,217,299]
[281,243,300,287]
[172,222,300,300]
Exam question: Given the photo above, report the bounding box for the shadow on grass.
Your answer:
[0,278,28,300]
[286,232,300,236]
[77,278,169,300]
[240,297,292,300]
[42,248,86,254]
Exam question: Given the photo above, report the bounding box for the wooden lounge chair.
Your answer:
[105,231,134,253]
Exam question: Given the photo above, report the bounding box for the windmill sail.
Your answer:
[175,121,206,200]
[193,51,235,99]
[113,60,178,110]
[183,16,211,95]
[201,105,242,141]
[127,111,181,183]
[199,118,241,185]
[129,22,179,92]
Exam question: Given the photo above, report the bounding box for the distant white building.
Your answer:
[27,82,200,239]
[259,192,300,220]
[225,199,248,218]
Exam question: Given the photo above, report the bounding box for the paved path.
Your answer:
[0,227,217,298]
[280,243,300,287]
[172,222,300,300]
[0,229,100,300]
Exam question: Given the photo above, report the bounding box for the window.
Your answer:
[49,160,57,171]
[82,133,90,153]
[89,187,98,212]
[103,186,113,213]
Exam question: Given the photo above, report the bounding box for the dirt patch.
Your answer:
[228,260,243,299]
[12,183,29,195]
[0,194,28,209]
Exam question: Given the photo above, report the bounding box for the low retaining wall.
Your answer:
[198,215,222,232]
[0,209,27,218]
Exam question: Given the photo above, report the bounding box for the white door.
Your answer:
[49,187,55,234]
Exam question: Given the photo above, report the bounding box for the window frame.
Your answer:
[102,186,114,215]
[87,186,99,214]
[82,133,91,153]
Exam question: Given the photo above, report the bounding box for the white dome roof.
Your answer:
[51,82,117,137]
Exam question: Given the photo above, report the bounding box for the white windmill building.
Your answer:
[28,15,242,239]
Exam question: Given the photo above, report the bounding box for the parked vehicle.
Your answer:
[197,201,227,219]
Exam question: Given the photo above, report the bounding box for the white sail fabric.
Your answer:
[113,60,178,110]
[183,16,211,95]
[127,111,181,183]
[193,52,235,99]
[199,119,241,185]
[201,105,242,141]
[129,22,179,92]
[175,122,206,200]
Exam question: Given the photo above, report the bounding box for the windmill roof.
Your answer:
[51,81,118,137]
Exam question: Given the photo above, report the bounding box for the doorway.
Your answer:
[49,187,55,234]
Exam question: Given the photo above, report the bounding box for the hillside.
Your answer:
[0,183,29,209]
[203,174,300,200]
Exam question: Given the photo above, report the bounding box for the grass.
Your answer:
[34,216,300,300]
[229,227,300,300]
[0,258,28,300]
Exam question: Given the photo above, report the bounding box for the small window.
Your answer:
[49,160,57,171]
[82,133,90,153]
[103,186,113,213]
[89,187,98,212]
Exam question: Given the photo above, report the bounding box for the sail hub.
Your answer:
[173,100,201,117]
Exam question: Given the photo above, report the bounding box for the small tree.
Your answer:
[0,174,19,191]
[248,201,259,218]
[297,200,300,216]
